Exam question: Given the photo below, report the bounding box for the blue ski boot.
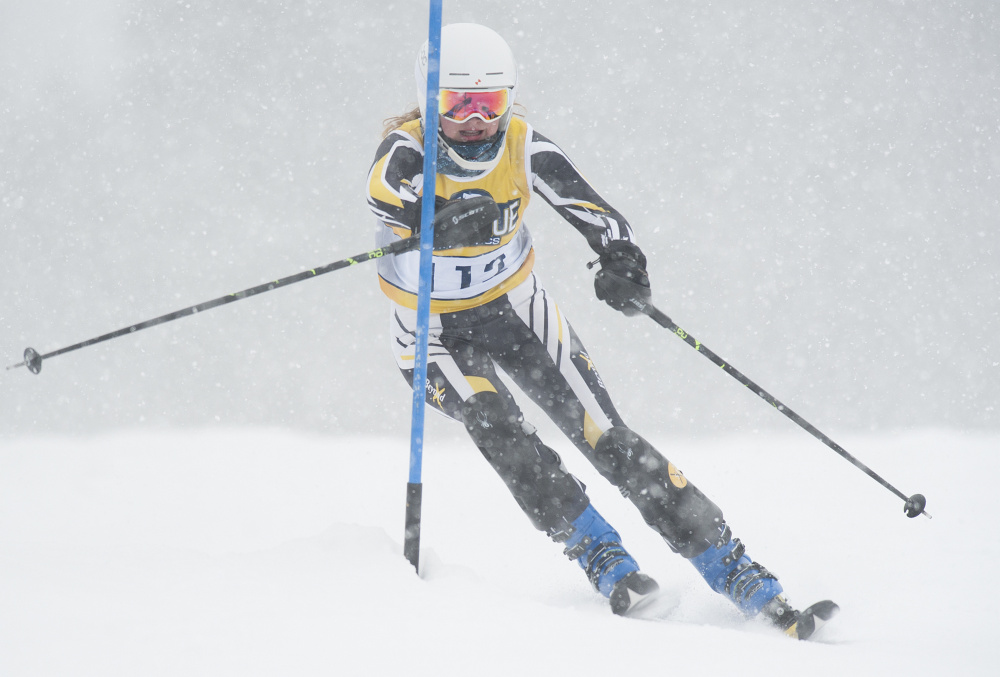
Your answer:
[689,522,784,618]
[690,523,840,639]
[558,504,659,615]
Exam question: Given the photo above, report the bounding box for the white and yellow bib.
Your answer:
[370,117,536,312]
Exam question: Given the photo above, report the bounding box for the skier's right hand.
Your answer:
[594,240,651,316]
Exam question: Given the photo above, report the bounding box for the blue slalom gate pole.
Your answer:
[404,0,443,574]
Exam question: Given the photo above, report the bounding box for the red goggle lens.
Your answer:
[438,89,510,123]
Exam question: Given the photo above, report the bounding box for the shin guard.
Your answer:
[461,391,588,534]
[591,427,723,557]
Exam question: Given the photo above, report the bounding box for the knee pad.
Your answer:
[592,426,663,487]
[460,391,522,458]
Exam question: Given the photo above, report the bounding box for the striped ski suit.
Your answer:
[366,116,724,553]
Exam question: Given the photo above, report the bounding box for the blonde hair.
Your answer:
[380,103,528,139]
[381,106,422,139]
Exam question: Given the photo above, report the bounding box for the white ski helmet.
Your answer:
[414,23,518,174]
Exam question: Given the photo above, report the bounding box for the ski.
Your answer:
[781,600,840,641]
[625,593,839,641]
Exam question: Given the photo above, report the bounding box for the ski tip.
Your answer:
[790,600,839,641]
[612,571,661,617]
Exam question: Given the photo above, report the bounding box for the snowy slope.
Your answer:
[1,428,994,676]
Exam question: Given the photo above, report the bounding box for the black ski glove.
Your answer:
[408,196,451,236]
[594,240,651,317]
[410,196,501,250]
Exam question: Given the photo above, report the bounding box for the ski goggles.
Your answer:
[438,88,510,123]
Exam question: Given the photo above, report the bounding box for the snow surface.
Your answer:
[1,427,994,676]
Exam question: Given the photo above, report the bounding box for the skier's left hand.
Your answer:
[594,240,651,316]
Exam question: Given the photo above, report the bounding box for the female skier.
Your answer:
[366,23,834,639]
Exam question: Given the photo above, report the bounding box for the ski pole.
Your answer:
[5,238,417,375]
[635,300,930,519]
[7,197,502,376]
